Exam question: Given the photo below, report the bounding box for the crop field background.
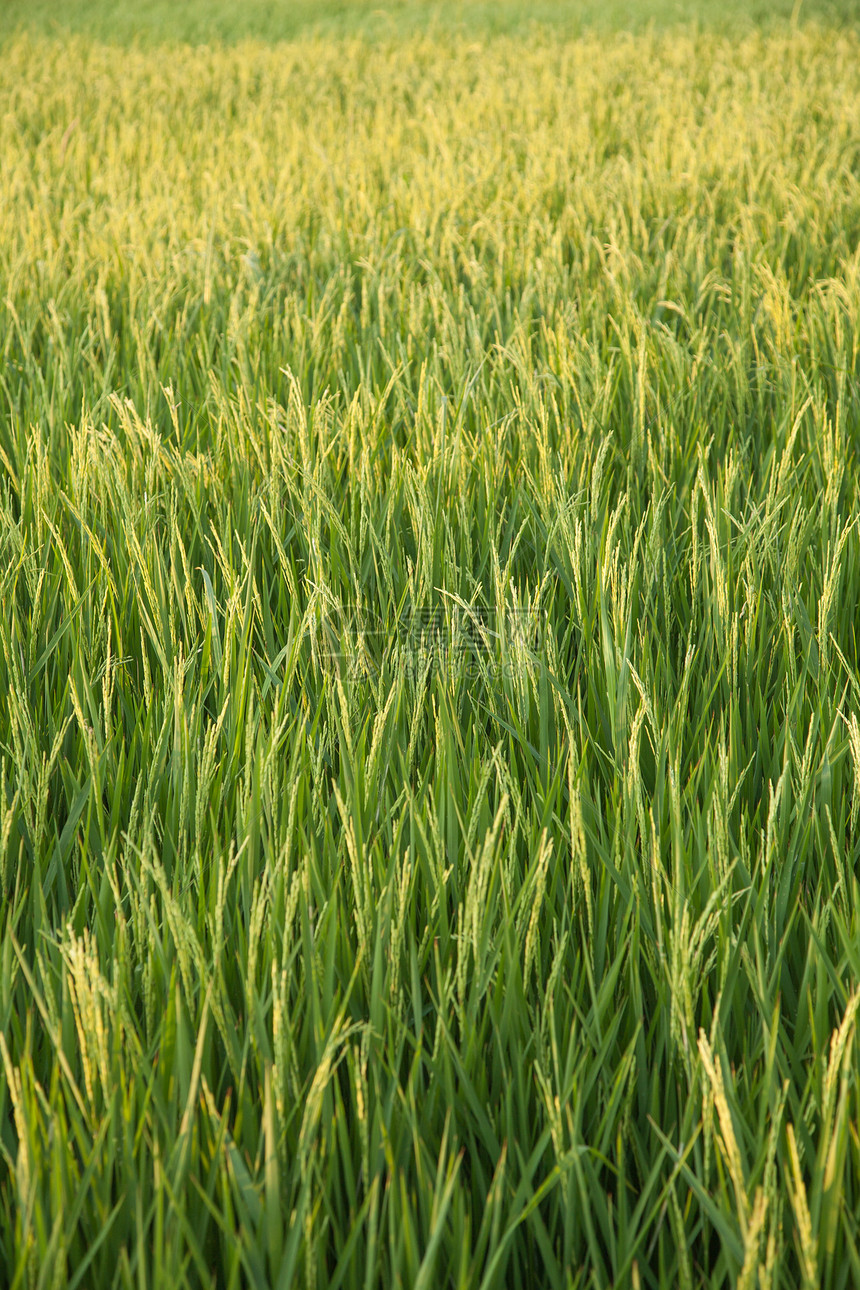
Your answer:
[1,1,860,1286]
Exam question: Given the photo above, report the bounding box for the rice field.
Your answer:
[2,2,860,1286]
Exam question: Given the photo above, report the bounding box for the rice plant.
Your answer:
[1,4,860,1287]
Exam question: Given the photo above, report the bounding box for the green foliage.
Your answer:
[2,0,860,45]
[1,10,860,1288]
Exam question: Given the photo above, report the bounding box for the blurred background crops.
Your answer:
[3,0,860,43]
[2,3,860,1287]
